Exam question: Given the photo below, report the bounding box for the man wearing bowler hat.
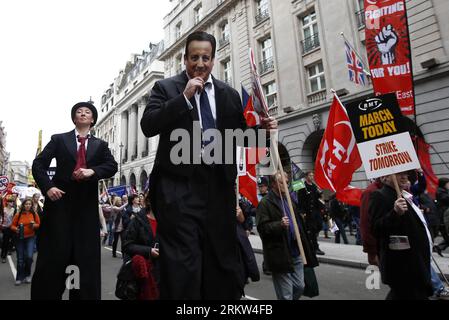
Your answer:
[31,102,117,300]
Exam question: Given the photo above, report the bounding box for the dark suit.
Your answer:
[141,72,252,299]
[31,130,117,300]
[369,185,432,299]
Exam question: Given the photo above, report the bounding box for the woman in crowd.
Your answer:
[111,197,127,258]
[122,194,142,231]
[10,198,40,285]
[122,193,160,298]
[1,195,17,263]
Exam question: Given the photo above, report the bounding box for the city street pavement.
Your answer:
[1,232,448,300]
[0,245,122,300]
[244,252,389,300]
[0,244,388,300]
[249,232,449,278]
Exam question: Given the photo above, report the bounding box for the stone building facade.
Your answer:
[160,0,449,187]
[95,42,164,191]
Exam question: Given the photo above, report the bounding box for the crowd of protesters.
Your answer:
[2,166,449,300]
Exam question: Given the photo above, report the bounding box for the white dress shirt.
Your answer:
[183,74,217,130]
[75,129,90,151]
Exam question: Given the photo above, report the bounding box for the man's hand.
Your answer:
[367,253,379,266]
[261,116,278,133]
[281,216,290,229]
[151,248,160,258]
[236,206,245,224]
[184,77,204,99]
[72,168,95,181]
[47,187,66,202]
[394,198,408,216]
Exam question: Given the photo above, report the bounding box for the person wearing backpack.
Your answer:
[10,198,40,285]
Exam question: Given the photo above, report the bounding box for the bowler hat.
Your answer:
[71,102,98,127]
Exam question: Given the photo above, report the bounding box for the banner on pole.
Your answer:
[364,0,415,115]
[345,93,420,179]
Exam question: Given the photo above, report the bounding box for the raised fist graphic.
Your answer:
[375,24,398,65]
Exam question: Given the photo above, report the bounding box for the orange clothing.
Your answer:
[11,211,40,238]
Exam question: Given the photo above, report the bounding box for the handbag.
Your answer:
[115,260,139,300]
[303,266,319,298]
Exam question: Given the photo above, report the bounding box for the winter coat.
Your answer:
[256,191,318,274]
[369,184,432,296]
[436,187,449,227]
[297,183,323,233]
[122,210,159,283]
[329,198,347,220]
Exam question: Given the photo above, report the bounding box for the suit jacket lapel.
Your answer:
[213,76,225,130]
[175,71,199,122]
[86,136,100,164]
[63,130,77,162]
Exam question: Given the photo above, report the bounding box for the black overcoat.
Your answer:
[31,130,117,300]
[369,185,433,298]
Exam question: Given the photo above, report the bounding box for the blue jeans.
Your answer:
[431,265,444,295]
[106,219,114,246]
[352,216,362,245]
[335,218,348,244]
[15,236,35,281]
[272,255,304,300]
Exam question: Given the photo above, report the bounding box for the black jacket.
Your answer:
[122,210,158,260]
[31,130,117,299]
[256,191,318,273]
[436,187,449,222]
[297,183,322,232]
[329,198,347,220]
[369,185,432,295]
[141,71,255,184]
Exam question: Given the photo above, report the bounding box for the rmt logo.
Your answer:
[359,98,383,112]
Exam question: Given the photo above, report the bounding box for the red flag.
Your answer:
[315,95,363,205]
[242,85,261,127]
[239,160,259,207]
[336,186,363,207]
[414,136,438,198]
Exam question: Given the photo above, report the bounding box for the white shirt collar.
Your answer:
[186,72,213,86]
[75,129,91,139]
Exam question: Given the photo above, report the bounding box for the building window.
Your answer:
[175,22,182,40]
[263,81,277,108]
[255,0,269,24]
[194,4,203,24]
[260,37,274,74]
[222,59,232,85]
[219,21,230,47]
[356,0,365,28]
[301,11,319,54]
[307,62,326,93]
[175,55,183,74]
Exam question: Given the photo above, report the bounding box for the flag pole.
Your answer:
[249,47,307,264]
[340,32,372,77]
[236,176,239,209]
[100,179,113,206]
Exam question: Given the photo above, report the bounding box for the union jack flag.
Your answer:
[345,40,367,86]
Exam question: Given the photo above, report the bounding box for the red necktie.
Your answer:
[73,136,87,177]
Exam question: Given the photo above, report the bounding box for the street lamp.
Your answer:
[119,142,124,184]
